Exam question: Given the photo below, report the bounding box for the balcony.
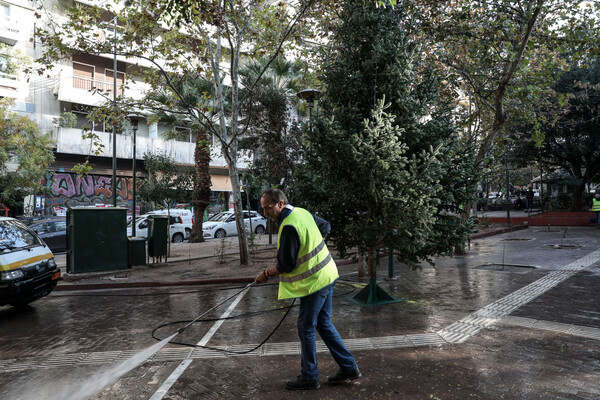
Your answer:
[53,72,147,107]
[54,128,252,168]
[0,16,19,46]
[0,72,25,98]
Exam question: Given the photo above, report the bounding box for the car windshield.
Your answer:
[0,220,44,253]
[208,213,231,222]
[127,217,145,227]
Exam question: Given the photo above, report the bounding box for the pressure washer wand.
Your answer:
[176,282,255,335]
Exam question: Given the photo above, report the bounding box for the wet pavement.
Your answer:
[0,226,599,399]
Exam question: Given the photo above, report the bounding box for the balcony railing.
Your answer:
[54,71,147,106]
[0,71,24,98]
[0,15,19,45]
[54,127,253,168]
[72,76,123,96]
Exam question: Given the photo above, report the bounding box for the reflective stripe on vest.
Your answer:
[277,207,338,299]
[279,249,332,283]
[593,199,600,211]
[295,240,325,267]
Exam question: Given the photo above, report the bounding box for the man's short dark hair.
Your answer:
[262,188,288,205]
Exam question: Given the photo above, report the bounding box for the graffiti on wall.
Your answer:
[45,172,136,215]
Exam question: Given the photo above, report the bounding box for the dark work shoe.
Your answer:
[285,375,320,390]
[327,367,362,384]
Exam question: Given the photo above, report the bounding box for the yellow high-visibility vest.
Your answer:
[592,198,600,211]
[277,207,338,300]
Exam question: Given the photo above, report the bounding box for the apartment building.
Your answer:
[2,0,249,217]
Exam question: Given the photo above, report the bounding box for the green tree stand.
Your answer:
[347,278,403,307]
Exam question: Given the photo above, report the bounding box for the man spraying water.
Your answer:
[254,188,361,390]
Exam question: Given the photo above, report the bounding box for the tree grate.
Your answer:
[543,244,582,249]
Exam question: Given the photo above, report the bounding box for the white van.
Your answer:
[127,214,187,243]
[0,217,61,307]
[147,209,193,239]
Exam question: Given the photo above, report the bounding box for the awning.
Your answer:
[211,174,232,191]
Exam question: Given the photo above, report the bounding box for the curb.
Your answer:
[54,255,361,291]
[54,277,255,291]
[470,224,528,239]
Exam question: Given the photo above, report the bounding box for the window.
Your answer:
[0,220,42,252]
[105,69,125,96]
[175,126,193,143]
[55,221,67,231]
[0,3,10,23]
[73,62,95,91]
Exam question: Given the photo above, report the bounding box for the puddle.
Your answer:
[474,264,537,273]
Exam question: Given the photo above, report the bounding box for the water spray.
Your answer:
[175,282,255,336]
[50,283,257,400]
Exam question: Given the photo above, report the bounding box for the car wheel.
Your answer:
[255,225,265,234]
[215,229,226,239]
[172,233,184,243]
[185,228,191,239]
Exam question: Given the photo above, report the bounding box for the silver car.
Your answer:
[202,211,266,239]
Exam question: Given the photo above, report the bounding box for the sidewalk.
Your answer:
[54,234,278,290]
[478,208,598,226]
[55,225,516,290]
[52,222,582,289]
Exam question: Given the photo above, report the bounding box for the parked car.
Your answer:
[127,214,187,243]
[0,217,61,307]
[28,217,67,253]
[203,211,266,239]
[147,209,193,239]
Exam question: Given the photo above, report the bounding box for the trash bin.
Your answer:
[147,215,168,258]
[128,236,147,267]
[67,207,128,273]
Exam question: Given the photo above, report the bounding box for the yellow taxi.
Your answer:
[0,217,61,307]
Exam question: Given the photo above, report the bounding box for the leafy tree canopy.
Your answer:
[137,153,194,208]
[399,0,600,160]
[509,58,600,210]
[0,99,55,210]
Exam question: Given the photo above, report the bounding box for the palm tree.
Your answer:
[239,56,304,190]
[240,55,302,95]
[149,75,216,242]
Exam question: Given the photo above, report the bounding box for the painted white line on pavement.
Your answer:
[149,286,251,400]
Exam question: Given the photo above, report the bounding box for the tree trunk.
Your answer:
[476,0,544,162]
[189,131,212,243]
[226,156,250,266]
[572,182,586,211]
[229,165,250,265]
[357,250,366,278]
[367,247,377,279]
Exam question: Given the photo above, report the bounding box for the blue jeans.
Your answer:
[297,280,357,381]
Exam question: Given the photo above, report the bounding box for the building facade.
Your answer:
[2,0,250,217]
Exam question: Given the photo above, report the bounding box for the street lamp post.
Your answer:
[505,149,511,225]
[129,115,138,236]
[296,88,322,132]
[111,16,118,207]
